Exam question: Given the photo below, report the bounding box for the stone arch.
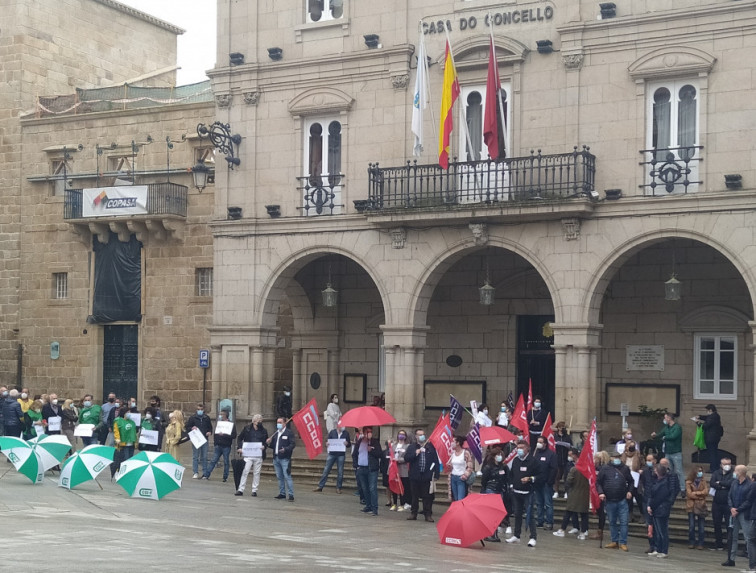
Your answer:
[628,46,716,80]
[288,86,355,117]
[409,238,561,327]
[258,245,391,330]
[439,35,529,70]
[583,229,756,324]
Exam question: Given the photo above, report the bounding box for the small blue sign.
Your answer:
[199,349,210,369]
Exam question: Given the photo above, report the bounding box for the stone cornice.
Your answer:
[93,0,185,34]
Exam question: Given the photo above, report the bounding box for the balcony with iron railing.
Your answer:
[638,145,703,195]
[63,182,188,243]
[358,146,596,223]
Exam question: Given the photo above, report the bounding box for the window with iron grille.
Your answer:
[196,268,213,297]
[53,272,68,299]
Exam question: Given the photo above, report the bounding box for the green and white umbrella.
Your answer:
[58,444,115,489]
[115,450,184,500]
[0,434,69,483]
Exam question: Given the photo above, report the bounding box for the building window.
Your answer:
[646,79,700,193]
[302,117,342,215]
[694,334,736,400]
[196,268,213,297]
[53,272,68,299]
[51,159,70,197]
[307,0,343,23]
[459,83,510,162]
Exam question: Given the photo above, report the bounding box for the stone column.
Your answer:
[380,325,429,427]
[746,321,756,470]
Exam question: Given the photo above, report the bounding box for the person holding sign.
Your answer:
[314,423,351,493]
[111,406,137,478]
[267,417,296,501]
[203,410,237,482]
[78,395,101,447]
[404,428,440,523]
[61,399,78,455]
[42,393,63,435]
[185,404,213,479]
[138,407,160,452]
[235,414,268,496]
[23,400,45,440]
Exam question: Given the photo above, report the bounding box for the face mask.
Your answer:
[83,401,92,408]
[626,434,632,440]
[612,458,621,466]
[628,446,636,452]
[115,403,121,408]
[646,461,654,468]
[398,435,406,441]
[197,410,204,416]
[723,465,732,472]
[500,407,506,412]
[495,455,503,463]
[536,443,544,450]
[21,393,28,399]
[534,402,541,409]
[276,423,283,430]
[145,414,152,420]
[108,398,115,403]
[130,402,136,408]
[418,435,426,443]
[516,448,525,457]
[284,392,291,397]
[52,399,58,405]
[663,419,668,425]
[333,398,338,403]
[483,409,488,415]
[2,391,7,397]
[697,471,703,478]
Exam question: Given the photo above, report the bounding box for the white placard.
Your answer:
[47,416,62,432]
[138,429,159,445]
[470,400,479,417]
[625,345,664,371]
[215,421,234,435]
[74,424,95,437]
[188,428,208,449]
[82,186,149,218]
[34,424,45,436]
[242,442,264,458]
[631,470,640,489]
[327,438,347,453]
[709,487,716,497]
[127,412,142,427]
[615,441,626,455]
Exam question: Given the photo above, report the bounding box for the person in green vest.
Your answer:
[138,407,159,452]
[651,413,685,498]
[111,407,137,479]
[78,394,102,447]
[23,400,45,440]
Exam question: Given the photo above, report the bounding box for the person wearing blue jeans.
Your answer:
[533,437,557,529]
[596,450,633,550]
[647,464,677,557]
[314,426,351,492]
[352,426,381,516]
[185,404,213,478]
[268,417,296,501]
[203,411,237,482]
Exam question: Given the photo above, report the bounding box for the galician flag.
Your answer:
[411,30,428,157]
[438,39,460,169]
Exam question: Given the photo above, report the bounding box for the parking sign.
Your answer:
[199,349,209,369]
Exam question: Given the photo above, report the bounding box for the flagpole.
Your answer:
[420,24,438,151]
[488,14,507,158]
[443,28,476,162]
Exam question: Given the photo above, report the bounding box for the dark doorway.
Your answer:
[516,315,555,419]
[103,325,139,400]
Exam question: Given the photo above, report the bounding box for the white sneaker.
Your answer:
[528,539,537,547]
[505,536,520,544]
[577,533,587,541]
[397,506,405,512]
[656,553,667,558]
[563,492,568,499]
[476,470,483,476]
[553,530,565,537]
[192,473,199,479]
[403,503,412,510]
[568,528,579,534]
[505,526,512,535]
[552,492,559,499]
[647,551,658,556]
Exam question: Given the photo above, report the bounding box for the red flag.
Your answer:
[429,413,454,468]
[291,397,323,460]
[510,394,529,437]
[438,40,460,169]
[541,413,556,453]
[483,36,501,160]
[575,419,600,513]
[526,378,533,412]
[504,447,518,465]
[387,442,404,495]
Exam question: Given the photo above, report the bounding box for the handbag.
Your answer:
[693,498,708,517]
[693,425,706,450]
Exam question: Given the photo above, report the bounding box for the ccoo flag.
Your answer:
[411,31,428,156]
[438,39,460,169]
[291,398,323,459]
[575,418,600,513]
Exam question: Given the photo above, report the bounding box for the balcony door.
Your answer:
[102,325,139,400]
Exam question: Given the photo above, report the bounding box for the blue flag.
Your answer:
[506,391,515,412]
[466,423,482,464]
[449,394,464,430]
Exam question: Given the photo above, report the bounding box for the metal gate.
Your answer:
[102,325,138,400]
[516,315,555,418]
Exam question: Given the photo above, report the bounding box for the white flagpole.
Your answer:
[411,22,426,157]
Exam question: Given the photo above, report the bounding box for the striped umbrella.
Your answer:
[0,434,69,483]
[115,450,184,500]
[58,444,115,489]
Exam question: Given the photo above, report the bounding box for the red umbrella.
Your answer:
[338,406,396,428]
[478,426,518,446]
[437,493,508,547]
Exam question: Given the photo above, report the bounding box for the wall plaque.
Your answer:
[626,345,664,371]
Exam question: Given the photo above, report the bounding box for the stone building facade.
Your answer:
[206,0,756,466]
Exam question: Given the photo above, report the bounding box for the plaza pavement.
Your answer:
[0,464,747,573]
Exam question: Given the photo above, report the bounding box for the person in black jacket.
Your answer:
[553,422,572,497]
[709,457,734,551]
[315,424,351,493]
[506,440,540,547]
[276,387,292,420]
[638,454,659,554]
[646,464,678,558]
[41,394,63,435]
[596,450,633,551]
[533,436,558,530]
[235,414,269,496]
[352,426,382,516]
[724,465,753,567]
[267,417,296,501]
[2,389,24,437]
[528,397,549,446]
[404,428,440,522]
[696,404,723,472]
[202,410,237,482]
[480,447,509,542]
[185,403,213,479]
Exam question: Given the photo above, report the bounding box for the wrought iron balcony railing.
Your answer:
[639,145,703,195]
[297,174,344,216]
[363,146,595,212]
[63,182,188,219]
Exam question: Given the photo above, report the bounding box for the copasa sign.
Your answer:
[82,186,148,217]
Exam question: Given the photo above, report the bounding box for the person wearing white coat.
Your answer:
[325,394,342,433]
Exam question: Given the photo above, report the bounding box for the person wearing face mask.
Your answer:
[553,448,590,540]
[475,404,493,428]
[651,413,685,499]
[350,426,382,516]
[314,421,351,494]
[148,396,165,450]
[164,410,185,462]
[202,409,236,481]
[710,457,734,551]
[533,436,558,531]
[77,394,101,447]
[60,399,79,455]
[23,399,45,439]
[528,397,549,447]
[235,413,269,496]
[506,440,539,546]
[185,403,213,479]
[685,465,708,549]
[138,407,160,453]
[553,421,572,499]
[638,454,659,554]
[620,440,642,522]
[99,393,117,445]
[324,394,342,434]
[596,450,633,551]
[480,447,509,542]
[391,429,411,510]
[2,389,23,438]
[105,397,124,447]
[647,463,677,558]
[723,465,753,567]
[41,393,63,435]
[696,404,723,473]
[17,388,33,413]
[111,406,137,478]
[404,428,440,522]
[266,417,296,501]
[496,402,510,428]
[276,386,292,422]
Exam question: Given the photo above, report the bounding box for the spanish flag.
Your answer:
[438,40,460,169]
